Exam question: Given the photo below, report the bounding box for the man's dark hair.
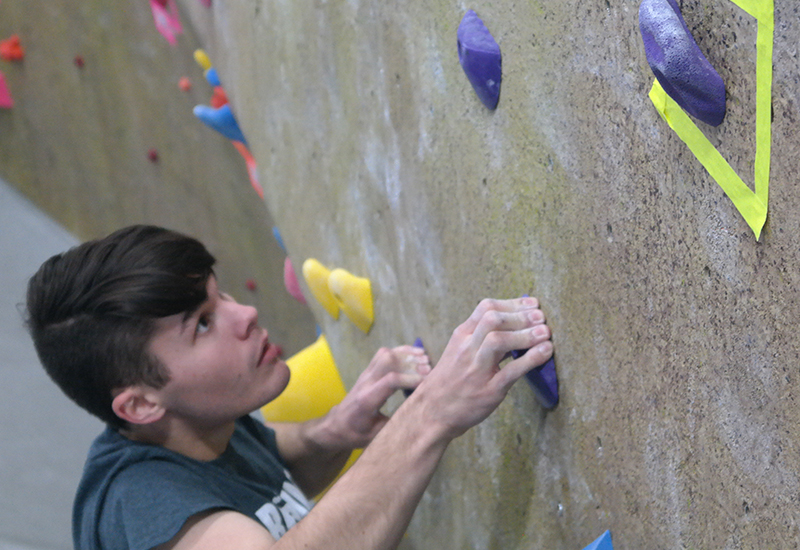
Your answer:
[26,225,216,430]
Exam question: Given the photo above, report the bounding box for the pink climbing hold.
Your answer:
[284,257,307,305]
[0,71,13,109]
[178,76,192,92]
[147,148,159,163]
[245,278,257,292]
[150,0,183,46]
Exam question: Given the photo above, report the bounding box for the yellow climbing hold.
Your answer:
[193,49,212,71]
[328,268,374,333]
[260,334,361,496]
[302,259,340,319]
[261,334,345,422]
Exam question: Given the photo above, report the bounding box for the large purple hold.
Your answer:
[639,0,726,126]
[457,10,502,110]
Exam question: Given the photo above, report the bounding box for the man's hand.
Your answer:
[409,297,553,440]
[323,345,432,449]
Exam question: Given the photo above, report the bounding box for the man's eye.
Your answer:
[196,315,212,336]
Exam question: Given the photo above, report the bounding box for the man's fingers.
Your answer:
[460,297,541,335]
[494,340,554,392]
[471,306,547,353]
[475,322,551,367]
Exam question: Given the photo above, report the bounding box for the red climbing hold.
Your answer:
[0,35,25,62]
[74,55,85,68]
[178,76,192,92]
[147,148,159,163]
[0,71,13,109]
[245,278,257,292]
[209,86,228,108]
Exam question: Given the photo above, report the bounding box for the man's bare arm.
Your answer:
[157,297,553,550]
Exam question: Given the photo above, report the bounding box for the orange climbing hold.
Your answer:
[0,35,25,62]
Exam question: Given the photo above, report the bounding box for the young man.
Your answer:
[26,225,554,550]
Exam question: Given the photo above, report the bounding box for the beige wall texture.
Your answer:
[3,0,800,548]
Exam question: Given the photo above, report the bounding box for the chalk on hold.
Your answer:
[639,0,726,126]
[582,530,613,550]
[0,35,25,62]
[328,268,374,333]
[302,259,340,319]
[0,71,14,109]
[457,10,502,110]
[193,104,247,144]
[284,257,307,305]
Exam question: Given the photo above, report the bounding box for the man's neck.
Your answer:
[120,417,237,461]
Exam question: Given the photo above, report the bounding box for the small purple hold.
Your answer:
[639,0,726,126]
[457,10,502,110]
[404,337,426,398]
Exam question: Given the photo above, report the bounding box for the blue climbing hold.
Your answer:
[582,530,613,550]
[639,0,726,126]
[193,104,247,144]
[272,226,287,253]
[204,66,221,87]
[457,10,502,110]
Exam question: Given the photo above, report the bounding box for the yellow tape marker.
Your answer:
[648,0,773,240]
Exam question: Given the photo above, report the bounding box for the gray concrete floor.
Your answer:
[0,178,104,550]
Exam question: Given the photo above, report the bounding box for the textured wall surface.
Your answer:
[186,1,800,548]
[2,0,799,548]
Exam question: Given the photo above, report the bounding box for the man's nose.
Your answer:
[233,302,259,338]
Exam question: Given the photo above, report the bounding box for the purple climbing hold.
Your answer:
[525,357,559,410]
[639,0,726,126]
[404,337,426,398]
[457,10,502,110]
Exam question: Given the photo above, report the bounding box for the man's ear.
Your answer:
[111,387,165,425]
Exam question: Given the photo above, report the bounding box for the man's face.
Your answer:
[147,275,290,426]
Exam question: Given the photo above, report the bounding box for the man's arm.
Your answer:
[160,297,553,550]
[270,345,432,497]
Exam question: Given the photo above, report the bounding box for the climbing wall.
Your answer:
[0,0,317,357]
[1,0,799,548]
[184,1,800,548]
